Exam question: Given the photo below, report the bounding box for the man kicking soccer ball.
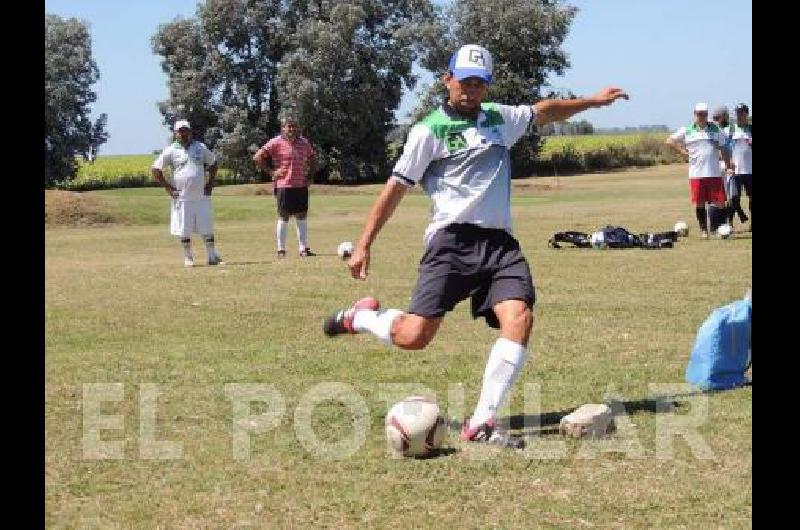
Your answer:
[323,44,628,447]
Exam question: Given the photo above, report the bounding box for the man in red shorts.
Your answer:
[666,102,733,238]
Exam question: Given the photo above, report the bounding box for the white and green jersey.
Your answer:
[725,123,752,174]
[669,122,727,178]
[391,102,535,244]
[152,140,216,201]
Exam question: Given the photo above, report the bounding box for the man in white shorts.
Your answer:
[151,120,223,267]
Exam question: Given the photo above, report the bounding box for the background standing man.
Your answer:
[151,120,222,267]
[253,116,318,258]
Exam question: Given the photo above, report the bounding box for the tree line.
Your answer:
[46,1,579,186]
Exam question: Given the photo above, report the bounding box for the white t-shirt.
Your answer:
[725,124,753,174]
[669,123,727,178]
[391,102,535,244]
[152,141,217,201]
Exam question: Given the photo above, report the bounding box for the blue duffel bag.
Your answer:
[685,296,752,390]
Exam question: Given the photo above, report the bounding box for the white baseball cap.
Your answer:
[448,44,493,84]
[174,119,191,131]
[693,102,708,113]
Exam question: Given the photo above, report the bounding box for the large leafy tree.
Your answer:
[45,14,109,185]
[410,0,577,176]
[152,0,440,182]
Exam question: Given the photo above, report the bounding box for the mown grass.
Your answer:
[46,164,751,528]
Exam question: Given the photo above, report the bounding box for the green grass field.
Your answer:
[46,164,752,528]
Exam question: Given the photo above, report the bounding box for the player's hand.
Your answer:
[590,87,629,107]
[166,186,178,199]
[204,183,214,196]
[348,245,370,280]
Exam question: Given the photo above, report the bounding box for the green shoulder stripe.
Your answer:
[420,108,473,140]
[686,123,720,134]
[479,102,504,128]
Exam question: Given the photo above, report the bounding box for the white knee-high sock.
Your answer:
[296,218,308,251]
[276,219,288,251]
[353,309,403,345]
[469,338,529,429]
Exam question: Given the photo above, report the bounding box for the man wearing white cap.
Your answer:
[666,103,733,238]
[151,120,223,267]
[322,44,629,448]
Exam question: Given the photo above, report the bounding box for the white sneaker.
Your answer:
[184,256,195,268]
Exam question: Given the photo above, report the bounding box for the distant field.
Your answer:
[539,133,669,157]
[73,154,234,190]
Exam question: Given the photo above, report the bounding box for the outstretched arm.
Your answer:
[349,179,408,280]
[665,137,689,160]
[534,87,629,126]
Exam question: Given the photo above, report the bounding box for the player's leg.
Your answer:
[690,180,708,237]
[706,177,728,233]
[197,197,222,265]
[323,225,472,348]
[324,299,443,349]
[293,187,314,256]
[741,174,752,229]
[462,242,535,444]
[730,174,747,224]
[467,300,532,424]
[170,200,194,267]
[275,188,289,257]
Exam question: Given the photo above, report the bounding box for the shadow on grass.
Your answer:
[495,386,751,438]
[412,447,459,460]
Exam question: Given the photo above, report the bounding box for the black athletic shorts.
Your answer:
[275,187,309,216]
[408,223,536,329]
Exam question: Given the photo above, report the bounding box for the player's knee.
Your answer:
[502,306,533,335]
[392,316,438,350]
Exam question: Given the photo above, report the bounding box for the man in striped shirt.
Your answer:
[253,116,318,257]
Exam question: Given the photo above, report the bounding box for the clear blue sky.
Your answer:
[45,0,751,155]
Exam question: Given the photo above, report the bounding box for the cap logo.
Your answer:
[468,49,485,66]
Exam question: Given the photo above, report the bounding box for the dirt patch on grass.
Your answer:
[45,190,119,226]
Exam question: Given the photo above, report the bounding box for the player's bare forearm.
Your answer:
[348,179,408,280]
[720,150,733,172]
[357,179,408,250]
[665,140,688,159]
[152,168,165,186]
[252,151,268,170]
[534,87,629,126]
[152,168,177,198]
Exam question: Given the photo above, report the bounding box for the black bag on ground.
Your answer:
[548,231,592,249]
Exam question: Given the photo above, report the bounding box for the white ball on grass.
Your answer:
[337,241,354,260]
